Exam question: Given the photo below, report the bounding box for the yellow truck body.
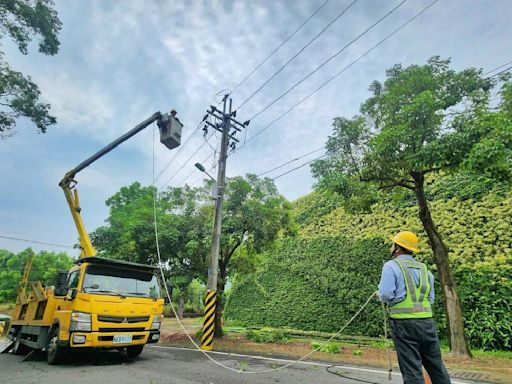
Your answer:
[8,256,164,363]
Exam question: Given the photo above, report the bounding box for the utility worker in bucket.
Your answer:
[378,231,451,384]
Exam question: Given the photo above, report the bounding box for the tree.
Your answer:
[312,57,511,356]
[0,0,61,137]
[91,182,209,317]
[213,174,295,337]
[0,247,73,302]
[91,176,294,330]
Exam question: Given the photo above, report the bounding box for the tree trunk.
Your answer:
[214,263,226,338]
[178,291,185,319]
[412,172,471,357]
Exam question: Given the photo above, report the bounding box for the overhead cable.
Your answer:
[160,133,214,188]
[241,0,438,146]
[177,151,216,187]
[248,0,408,122]
[236,0,360,110]
[230,0,331,95]
[257,146,325,176]
[271,153,327,180]
[483,59,512,76]
[0,234,75,249]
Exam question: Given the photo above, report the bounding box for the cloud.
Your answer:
[35,72,114,127]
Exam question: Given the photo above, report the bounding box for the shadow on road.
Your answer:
[18,348,143,367]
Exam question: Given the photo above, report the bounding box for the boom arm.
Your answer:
[59,111,182,258]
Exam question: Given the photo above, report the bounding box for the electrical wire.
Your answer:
[483,59,512,76]
[271,153,327,180]
[239,0,438,147]
[486,65,512,79]
[257,146,325,177]
[248,0,408,122]
[236,0,360,110]
[0,234,75,249]
[160,132,214,189]
[177,151,216,187]
[230,0,331,95]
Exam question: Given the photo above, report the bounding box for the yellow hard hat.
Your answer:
[390,231,420,253]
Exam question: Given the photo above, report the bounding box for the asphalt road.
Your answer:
[0,342,486,384]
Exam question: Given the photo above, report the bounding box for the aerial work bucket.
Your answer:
[158,109,183,150]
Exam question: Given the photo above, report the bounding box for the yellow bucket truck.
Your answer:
[3,111,183,364]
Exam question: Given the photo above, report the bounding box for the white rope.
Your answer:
[382,302,393,380]
[151,124,379,373]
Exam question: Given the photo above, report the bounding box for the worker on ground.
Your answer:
[378,231,451,384]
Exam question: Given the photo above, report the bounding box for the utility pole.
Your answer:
[200,95,248,351]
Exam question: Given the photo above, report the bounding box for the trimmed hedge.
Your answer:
[226,237,389,338]
[227,191,512,350]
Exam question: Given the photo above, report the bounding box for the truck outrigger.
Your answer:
[3,110,183,364]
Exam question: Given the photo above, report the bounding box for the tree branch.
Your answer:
[379,181,415,191]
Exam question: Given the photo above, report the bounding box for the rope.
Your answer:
[382,302,393,380]
[151,124,381,374]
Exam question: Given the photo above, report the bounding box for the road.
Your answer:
[0,342,487,384]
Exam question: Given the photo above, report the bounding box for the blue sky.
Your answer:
[0,0,511,256]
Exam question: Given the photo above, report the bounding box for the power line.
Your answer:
[241,0,438,146]
[160,132,214,188]
[483,59,512,76]
[267,66,505,181]
[257,146,325,176]
[236,0,360,110]
[230,0,331,95]
[0,235,75,249]
[178,151,216,187]
[271,153,327,180]
[248,0,408,122]
[487,65,512,79]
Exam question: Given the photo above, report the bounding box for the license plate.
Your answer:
[113,335,132,344]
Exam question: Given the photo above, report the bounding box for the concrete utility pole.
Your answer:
[200,95,248,351]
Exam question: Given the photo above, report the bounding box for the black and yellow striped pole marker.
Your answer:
[200,290,216,350]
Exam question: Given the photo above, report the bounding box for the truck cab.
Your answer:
[8,256,165,364]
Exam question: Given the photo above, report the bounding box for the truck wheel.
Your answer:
[47,327,66,365]
[126,345,144,358]
[12,332,30,355]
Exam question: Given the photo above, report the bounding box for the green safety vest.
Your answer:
[388,259,433,319]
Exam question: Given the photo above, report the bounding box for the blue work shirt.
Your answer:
[378,254,435,305]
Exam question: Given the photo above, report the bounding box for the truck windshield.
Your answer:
[82,265,160,299]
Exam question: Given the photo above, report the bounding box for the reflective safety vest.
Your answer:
[388,259,433,319]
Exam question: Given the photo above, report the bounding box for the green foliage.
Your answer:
[0,0,61,137]
[311,341,340,354]
[227,190,512,350]
[0,0,61,55]
[245,329,289,343]
[91,182,209,291]
[456,261,512,350]
[428,171,510,201]
[0,248,73,302]
[226,237,388,337]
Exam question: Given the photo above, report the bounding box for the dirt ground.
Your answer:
[160,318,512,384]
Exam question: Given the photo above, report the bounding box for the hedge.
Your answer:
[226,191,512,350]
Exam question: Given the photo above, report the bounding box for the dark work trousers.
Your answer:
[390,318,451,384]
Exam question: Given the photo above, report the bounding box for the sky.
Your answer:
[0,0,511,257]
